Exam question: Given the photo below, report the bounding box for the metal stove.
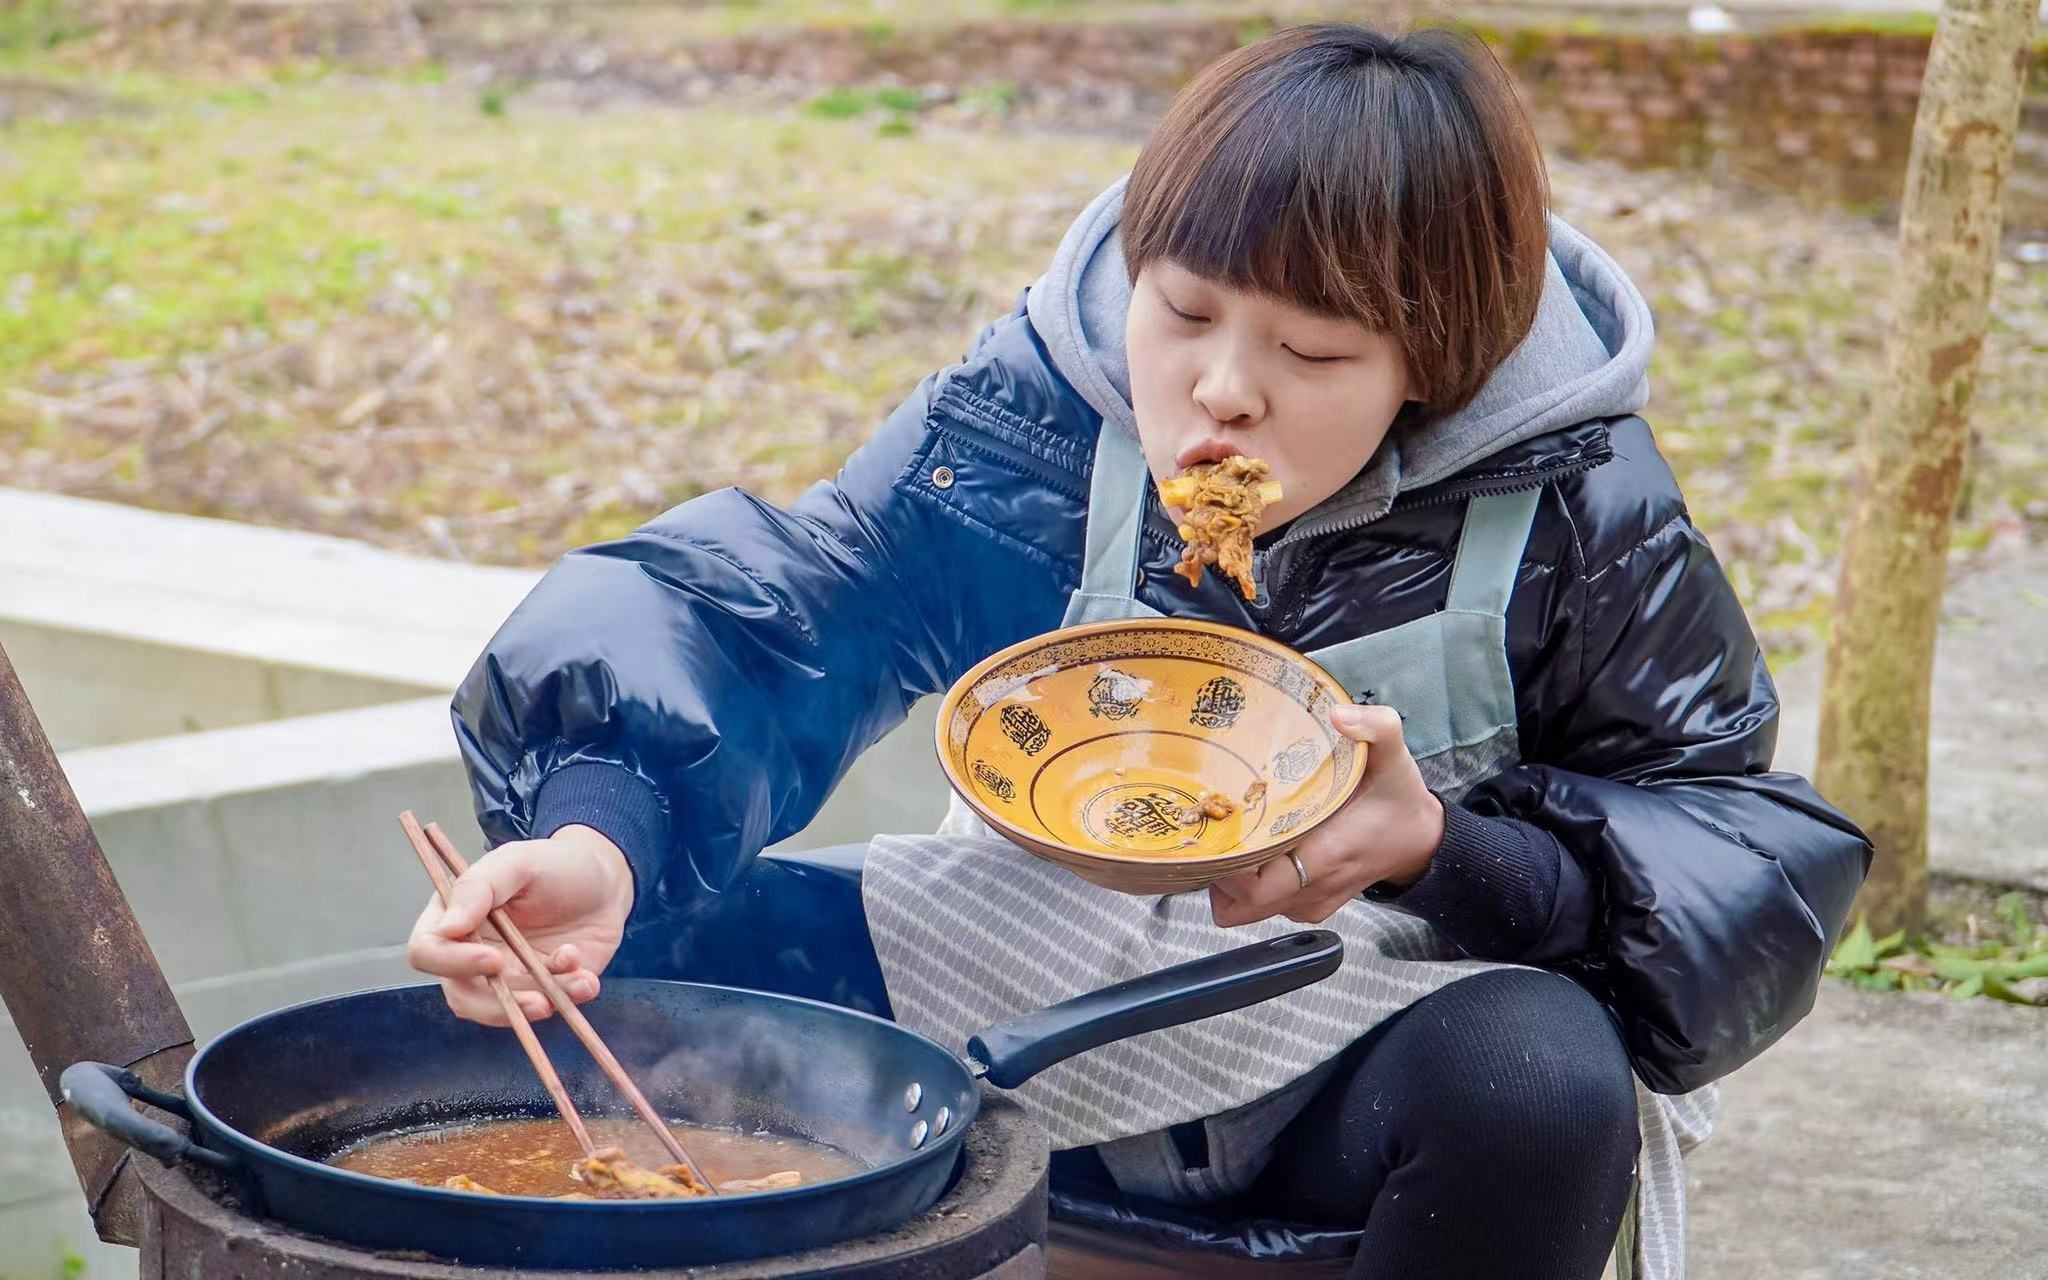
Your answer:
[130,1094,1047,1279]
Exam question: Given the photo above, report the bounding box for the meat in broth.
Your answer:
[573,1145,709,1198]
[329,1115,862,1199]
[1158,458,1283,600]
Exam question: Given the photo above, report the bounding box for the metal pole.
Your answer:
[0,640,193,1244]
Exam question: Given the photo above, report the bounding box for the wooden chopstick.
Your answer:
[398,812,596,1158]
[419,820,718,1195]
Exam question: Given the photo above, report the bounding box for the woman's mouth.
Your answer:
[1174,438,1247,470]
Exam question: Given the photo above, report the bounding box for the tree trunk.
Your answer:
[1814,0,2038,938]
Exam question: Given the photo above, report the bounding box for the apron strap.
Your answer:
[1074,420,1152,602]
[1444,488,1542,616]
[1298,486,1542,761]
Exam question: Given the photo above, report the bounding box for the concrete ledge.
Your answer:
[60,696,484,981]
[2,618,437,752]
[0,487,539,693]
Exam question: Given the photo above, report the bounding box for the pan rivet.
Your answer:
[910,1120,929,1149]
[933,1106,951,1136]
[905,1083,922,1112]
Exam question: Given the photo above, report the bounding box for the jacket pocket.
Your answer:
[895,380,1089,575]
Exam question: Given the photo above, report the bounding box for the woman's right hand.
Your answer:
[406,824,635,1026]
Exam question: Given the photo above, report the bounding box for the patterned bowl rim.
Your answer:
[932,618,1367,869]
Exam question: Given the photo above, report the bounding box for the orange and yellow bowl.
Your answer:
[934,619,1368,895]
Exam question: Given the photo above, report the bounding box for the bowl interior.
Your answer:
[938,621,1362,865]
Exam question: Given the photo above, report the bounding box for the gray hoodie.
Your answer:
[1025,177,1654,544]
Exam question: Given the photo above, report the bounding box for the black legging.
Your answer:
[1236,967,1640,1280]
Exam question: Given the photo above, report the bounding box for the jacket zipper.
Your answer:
[1242,448,1609,623]
[1391,450,1610,512]
[1263,446,1612,555]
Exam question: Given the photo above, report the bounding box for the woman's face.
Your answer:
[1126,260,1413,529]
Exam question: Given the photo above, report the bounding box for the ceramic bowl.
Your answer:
[933,618,1367,894]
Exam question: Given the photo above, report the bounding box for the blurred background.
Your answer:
[3,0,2043,658]
[1,2,2044,1278]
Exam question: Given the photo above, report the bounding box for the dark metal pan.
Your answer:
[64,930,1341,1269]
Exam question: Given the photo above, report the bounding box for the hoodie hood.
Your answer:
[1026,176,1654,540]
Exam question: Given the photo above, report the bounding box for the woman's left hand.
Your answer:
[1211,704,1444,927]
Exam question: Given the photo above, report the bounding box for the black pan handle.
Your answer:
[60,1061,240,1173]
[965,929,1343,1089]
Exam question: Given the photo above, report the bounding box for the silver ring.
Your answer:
[1287,852,1310,890]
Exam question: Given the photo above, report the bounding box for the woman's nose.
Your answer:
[1192,359,1265,427]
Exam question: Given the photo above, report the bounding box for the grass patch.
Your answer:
[0,71,1118,389]
[0,56,1134,561]
[1829,887,2048,1005]
[0,0,93,57]
[804,86,925,134]
[805,86,871,119]
[960,80,1024,114]
[1800,13,1939,38]
[2,39,2043,638]
[478,77,534,118]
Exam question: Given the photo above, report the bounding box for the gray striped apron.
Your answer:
[863,422,1715,1280]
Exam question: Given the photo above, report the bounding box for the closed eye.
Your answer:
[1285,346,1347,364]
[1165,301,1210,325]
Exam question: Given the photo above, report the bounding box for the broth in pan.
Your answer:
[329,1116,863,1198]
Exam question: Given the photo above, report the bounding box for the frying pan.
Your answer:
[63,930,1341,1269]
